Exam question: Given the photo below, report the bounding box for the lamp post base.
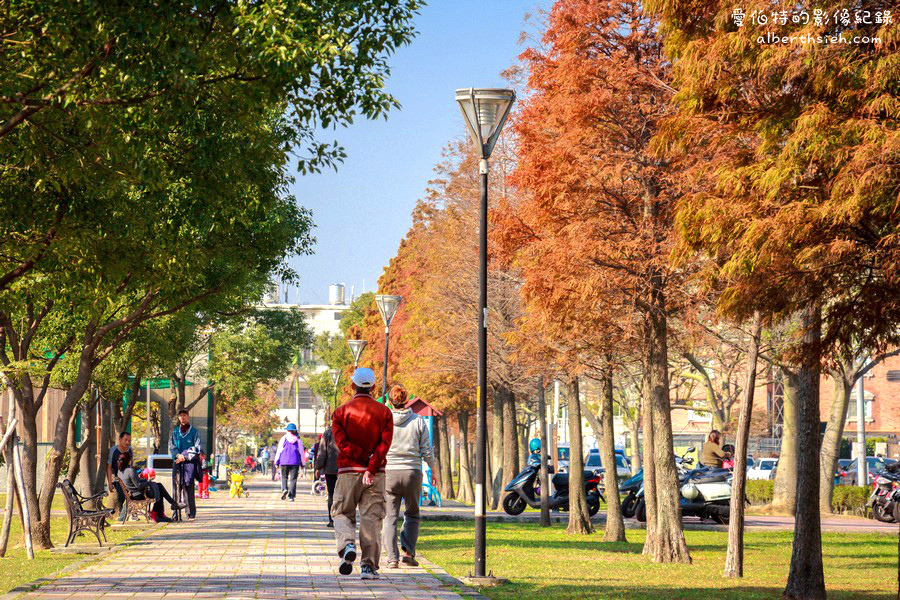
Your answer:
[462,573,508,587]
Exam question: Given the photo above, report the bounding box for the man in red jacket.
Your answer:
[331,367,394,579]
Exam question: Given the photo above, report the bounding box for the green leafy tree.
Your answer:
[0,1,421,548]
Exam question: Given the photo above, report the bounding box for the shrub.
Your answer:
[832,486,870,515]
[746,480,774,505]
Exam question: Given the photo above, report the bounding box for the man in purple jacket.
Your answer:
[274,423,306,501]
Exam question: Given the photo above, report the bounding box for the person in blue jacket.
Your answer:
[170,408,202,520]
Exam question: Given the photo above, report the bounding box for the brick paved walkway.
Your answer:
[19,475,465,599]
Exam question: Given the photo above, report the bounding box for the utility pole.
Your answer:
[855,357,867,486]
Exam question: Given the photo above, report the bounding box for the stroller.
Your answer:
[172,455,201,521]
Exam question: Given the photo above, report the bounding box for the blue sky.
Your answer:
[285,0,544,305]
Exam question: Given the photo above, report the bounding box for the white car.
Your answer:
[747,458,778,480]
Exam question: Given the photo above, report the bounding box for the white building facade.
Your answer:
[269,284,349,437]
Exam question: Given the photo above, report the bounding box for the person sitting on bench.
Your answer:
[117,451,177,523]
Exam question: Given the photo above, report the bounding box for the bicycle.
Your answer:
[419,480,442,507]
[228,468,250,498]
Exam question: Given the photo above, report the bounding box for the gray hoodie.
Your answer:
[385,407,436,472]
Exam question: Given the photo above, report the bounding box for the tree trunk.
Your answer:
[644,306,691,563]
[583,403,604,450]
[641,370,658,556]
[490,392,504,509]
[565,377,594,535]
[438,416,454,500]
[537,376,551,527]
[772,368,799,514]
[0,436,15,557]
[819,373,851,513]
[78,403,98,496]
[502,388,518,487]
[724,313,761,578]
[66,411,82,485]
[629,416,641,473]
[599,365,626,542]
[18,402,49,549]
[518,420,529,473]
[457,411,474,504]
[95,397,112,494]
[784,305,826,600]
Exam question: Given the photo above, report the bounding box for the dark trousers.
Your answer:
[148,482,175,517]
[325,474,337,524]
[113,481,127,522]
[173,465,197,518]
[281,464,299,499]
[182,480,196,517]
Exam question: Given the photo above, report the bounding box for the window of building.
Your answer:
[688,406,713,423]
[846,390,874,422]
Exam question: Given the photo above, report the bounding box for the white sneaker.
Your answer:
[360,565,379,580]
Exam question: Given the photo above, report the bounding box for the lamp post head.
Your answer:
[329,369,340,388]
[375,294,403,328]
[455,88,516,160]
[347,339,368,366]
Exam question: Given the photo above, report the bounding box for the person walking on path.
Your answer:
[331,367,393,580]
[269,442,278,480]
[259,445,270,475]
[106,431,132,523]
[315,427,340,528]
[170,408,203,520]
[382,384,437,569]
[275,423,306,501]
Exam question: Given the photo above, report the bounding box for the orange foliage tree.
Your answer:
[356,138,533,502]
[495,0,691,560]
[647,1,900,594]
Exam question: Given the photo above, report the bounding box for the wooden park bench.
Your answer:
[118,478,154,523]
[58,479,114,547]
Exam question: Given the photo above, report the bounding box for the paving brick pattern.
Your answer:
[19,476,464,599]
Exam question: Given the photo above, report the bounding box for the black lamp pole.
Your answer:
[474,155,489,577]
[454,87,514,582]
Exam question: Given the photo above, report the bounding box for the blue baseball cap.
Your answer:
[285,423,298,432]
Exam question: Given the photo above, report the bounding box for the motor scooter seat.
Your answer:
[551,471,596,490]
[691,469,730,483]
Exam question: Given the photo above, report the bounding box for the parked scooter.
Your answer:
[633,448,734,524]
[867,463,900,523]
[502,453,604,516]
[622,448,695,519]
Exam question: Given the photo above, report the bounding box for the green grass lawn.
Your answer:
[0,494,65,511]
[418,521,898,599]
[0,514,143,594]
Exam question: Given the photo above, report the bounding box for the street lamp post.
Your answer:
[455,87,515,583]
[375,295,402,399]
[329,369,341,423]
[348,339,368,369]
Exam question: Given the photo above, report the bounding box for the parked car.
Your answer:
[838,457,891,486]
[747,458,778,480]
[584,449,632,476]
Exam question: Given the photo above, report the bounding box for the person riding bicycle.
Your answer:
[382,384,437,570]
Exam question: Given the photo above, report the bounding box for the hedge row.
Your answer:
[744,480,871,515]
